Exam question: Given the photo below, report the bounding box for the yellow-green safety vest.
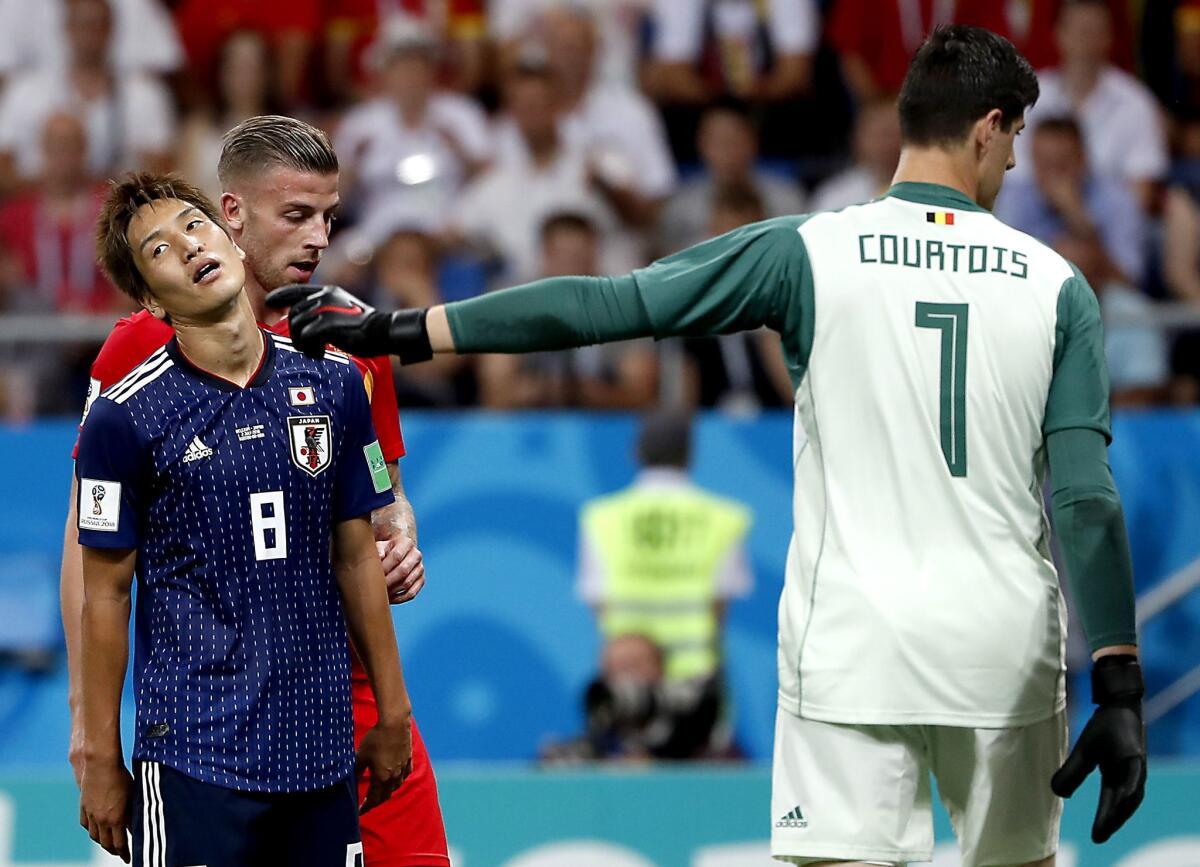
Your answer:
[582,486,751,681]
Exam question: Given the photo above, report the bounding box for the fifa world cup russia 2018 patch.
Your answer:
[288,415,332,477]
[926,211,955,225]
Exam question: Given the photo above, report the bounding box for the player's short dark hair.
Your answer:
[898,25,1038,147]
[1034,116,1084,144]
[540,211,597,243]
[217,115,338,186]
[97,172,228,304]
[637,411,692,469]
[702,96,757,129]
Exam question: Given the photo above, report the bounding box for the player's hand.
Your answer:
[376,537,426,604]
[1051,655,1146,844]
[266,284,434,364]
[266,284,386,359]
[79,759,133,862]
[355,718,413,815]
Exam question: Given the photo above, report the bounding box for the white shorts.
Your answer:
[770,707,1067,866]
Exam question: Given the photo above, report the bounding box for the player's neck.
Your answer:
[241,268,271,324]
[890,148,979,205]
[172,292,265,388]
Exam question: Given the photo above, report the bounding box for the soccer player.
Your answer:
[273,26,1147,866]
[77,174,411,865]
[60,116,450,867]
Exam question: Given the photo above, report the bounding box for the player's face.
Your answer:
[976,114,1023,211]
[129,198,247,320]
[222,166,339,293]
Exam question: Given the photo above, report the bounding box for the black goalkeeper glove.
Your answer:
[1051,654,1146,844]
[266,284,434,364]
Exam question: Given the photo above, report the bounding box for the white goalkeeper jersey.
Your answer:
[632,182,1111,727]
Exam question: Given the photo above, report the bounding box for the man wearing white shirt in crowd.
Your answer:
[335,18,492,239]
[0,0,180,79]
[453,63,629,284]
[0,0,174,191]
[812,99,903,212]
[490,0,653,89]
[540,6,677,227]
[1016,0,1167,210]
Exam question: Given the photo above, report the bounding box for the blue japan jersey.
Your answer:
[75,330,393,793]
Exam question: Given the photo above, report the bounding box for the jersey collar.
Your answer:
[882,182,988,213]
[166,328,276,392]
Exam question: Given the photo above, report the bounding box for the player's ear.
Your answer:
[221,192,244,232]
[140,291,167,320]
[978,108,1004,150]
[234,243,246,262]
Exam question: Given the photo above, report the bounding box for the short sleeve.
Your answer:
[333,364,395,522]
[1043,270,1112,442]
[75,398,145,549]
[631,215,809,339]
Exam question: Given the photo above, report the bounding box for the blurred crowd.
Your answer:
[0,0,1198,417]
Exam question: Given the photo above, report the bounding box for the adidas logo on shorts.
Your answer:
[776,806,808,829]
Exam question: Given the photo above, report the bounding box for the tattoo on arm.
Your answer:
[370,461,418,544]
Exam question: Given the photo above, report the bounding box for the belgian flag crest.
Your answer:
[926,211,955,225]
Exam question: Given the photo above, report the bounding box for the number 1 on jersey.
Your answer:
[915,302,969,477]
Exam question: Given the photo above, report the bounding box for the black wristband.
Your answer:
[386,308,434,365]
[1091,655,1144,707]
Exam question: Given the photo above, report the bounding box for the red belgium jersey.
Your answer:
[74,310,449,867]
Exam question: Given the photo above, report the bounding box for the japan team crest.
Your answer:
[288,415,333,477]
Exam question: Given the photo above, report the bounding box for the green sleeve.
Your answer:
[445,216,814,368]
[445,275,654,353]
[631,215,810,340]
[1046,427,1138,651]
[1044,270,1112,442]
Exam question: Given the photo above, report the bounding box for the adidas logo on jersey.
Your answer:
[775,806,808,829]
[182,435,214,463]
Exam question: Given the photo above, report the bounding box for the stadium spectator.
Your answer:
[573,411,752,756]
[538,5,676,227]
[478,212,658,409]
[827,0,1009,101]
[811,98,902,212]
[323,0,488,102]
[0,113,117,314]
[1015,0,1134,72]
[1018,0,1167,210]
[451,64,630,283]
[659,99,804,254]
[173,0,321,111]
[370,228,477,407]
[177,31,277,203]
[1141,0,1200,119]
[680,185,794,412]
[995,117,1146,285]
[0,0,174,191]
[0,0,181,79]
[645,0,818,104]
[491,0,652,89]
[1052,231,1168,407]
[335,18,491,238]
[644,0,820,159]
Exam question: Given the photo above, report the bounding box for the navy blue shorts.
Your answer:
[132,762,362,867]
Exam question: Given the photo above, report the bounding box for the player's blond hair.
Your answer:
[217,115,338,186]
[96,172,228,304]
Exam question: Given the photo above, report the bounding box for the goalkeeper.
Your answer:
[272,25,1144,867]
